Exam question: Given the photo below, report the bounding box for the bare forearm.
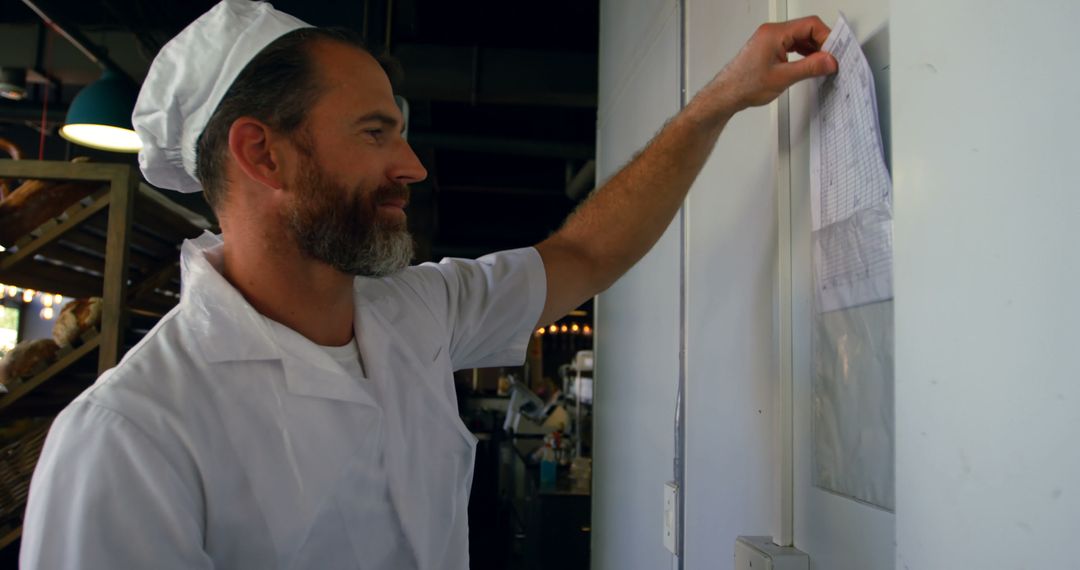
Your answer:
[546,83,735,293]
[534,17,836,325]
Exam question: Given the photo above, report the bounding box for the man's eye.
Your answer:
[365,129,384,140]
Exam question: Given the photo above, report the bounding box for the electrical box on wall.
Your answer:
[734,536,809,570]
[663,481,678,554]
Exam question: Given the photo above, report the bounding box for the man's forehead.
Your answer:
[307,40,398,116]
[310,40,390,90]
[308,41,397,106]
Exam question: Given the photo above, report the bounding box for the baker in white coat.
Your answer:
[20,1,837,568]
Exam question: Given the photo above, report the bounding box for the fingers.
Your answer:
[790,38,823,57]
[779,15,832,54]
[715,15,836,110]
[777,51,838,85]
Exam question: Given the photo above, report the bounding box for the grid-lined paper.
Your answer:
[809,14,893,313]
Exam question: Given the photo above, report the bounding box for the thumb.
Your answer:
[778,51,838,85]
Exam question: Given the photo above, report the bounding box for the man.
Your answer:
[20,1,836,568]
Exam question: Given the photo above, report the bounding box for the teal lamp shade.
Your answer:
[59,69,142,153]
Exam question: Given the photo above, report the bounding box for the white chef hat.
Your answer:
[132,0,311,193]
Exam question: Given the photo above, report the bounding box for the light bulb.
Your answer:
[54,294,63,305]
[560,324,568,333]
[42,295,53,308]
[571,324,580,333]
[59,124,142,153]
[40,307,54,320]
[536,328,545,335]
[5,286,15,297]
[583,325,592,335]
[22,289,34,303]
[548,325,557,334]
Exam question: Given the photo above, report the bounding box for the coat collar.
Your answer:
[266,316,378,408]
[178,232,380,406]
[180,232,279,364]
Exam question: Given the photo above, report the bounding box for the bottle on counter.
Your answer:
[539,440,557,490]
[569,457,592,493]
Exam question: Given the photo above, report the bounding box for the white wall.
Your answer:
[786,2,896,569]
[892,1,1080,567]
[592,1,680,569]
[598,1,1080,568]
[596,1,784,568]
[683,0,778,567]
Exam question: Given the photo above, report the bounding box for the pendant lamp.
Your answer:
[0,68,28,101]
[59,68,141,153]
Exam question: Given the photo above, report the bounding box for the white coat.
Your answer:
[20,232,546,569]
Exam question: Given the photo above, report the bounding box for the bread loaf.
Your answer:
[52,297,103,347]
[0,157,101,246]
[0,339,60,387]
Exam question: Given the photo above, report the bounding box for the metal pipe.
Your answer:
[22,0,103,69]
[20,0,134,83]
[575,367,583,458]
[674,0,689,567]
[362,0,370,43]
[384,0,394,54]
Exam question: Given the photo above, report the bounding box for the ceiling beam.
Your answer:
[1,25,598,111]
[393,43,596,108]
[0,24,151,85]
[0,99,66,123]
[408,132,592,159]
[438,185,568,197]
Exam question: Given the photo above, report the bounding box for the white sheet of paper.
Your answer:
[810,14,893,313]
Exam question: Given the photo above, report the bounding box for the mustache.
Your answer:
[372,182,410,207]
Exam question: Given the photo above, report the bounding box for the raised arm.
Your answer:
[534,16,837,326]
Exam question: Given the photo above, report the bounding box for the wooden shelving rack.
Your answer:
[0,159,212,549]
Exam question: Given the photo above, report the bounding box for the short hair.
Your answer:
[194,27,370,212]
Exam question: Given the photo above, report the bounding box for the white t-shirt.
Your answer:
[318,337,367,380]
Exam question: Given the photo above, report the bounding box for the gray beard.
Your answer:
[284,153,414,277]
[289,214,414,277]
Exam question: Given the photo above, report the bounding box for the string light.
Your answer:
[537,321,594,337]
[0,284,65,315]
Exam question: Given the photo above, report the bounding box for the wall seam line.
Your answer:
[674,0,689,567]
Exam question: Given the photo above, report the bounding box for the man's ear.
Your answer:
[227,117,287,191]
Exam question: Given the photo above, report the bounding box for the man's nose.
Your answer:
[389,141,428,185]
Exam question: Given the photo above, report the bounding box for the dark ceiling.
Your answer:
[0,0,599,262]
